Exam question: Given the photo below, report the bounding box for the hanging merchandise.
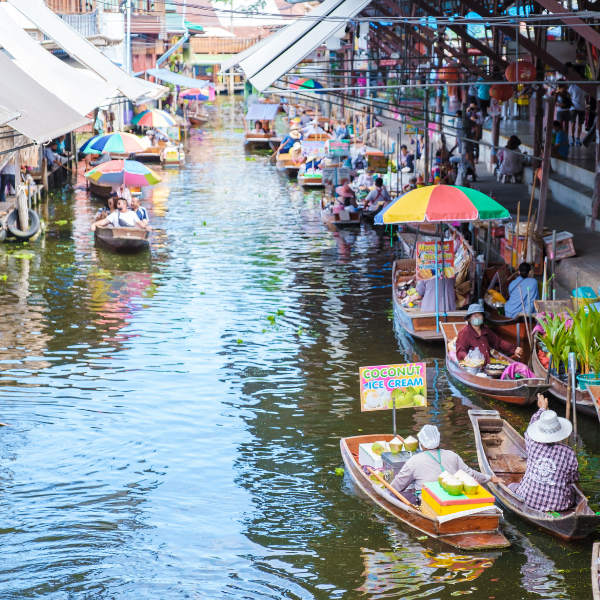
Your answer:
[505,61,537,83]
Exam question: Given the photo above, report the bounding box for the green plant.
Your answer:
[536,312,572,372]
[567,304,600,374]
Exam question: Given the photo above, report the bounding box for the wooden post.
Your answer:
[490,115,500,170]
[41,157,48,194]
[590,84,600,230]
[535,95,556,237]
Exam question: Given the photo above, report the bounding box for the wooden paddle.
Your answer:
[366,467,416,509]
[265,149,279,166]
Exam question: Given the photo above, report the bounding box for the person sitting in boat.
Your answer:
[333,184,357,213]
[334,120,350,140]
[402,175,418,194]
[301,119,326,137]
[116,184,132,208]
[365,178,391,209]
[298,109,312,126]
[254,121,266,134]
[405,271,457,314]
[95,195,117,222]
[276,126,302,155]
[289,142,304,167]
[390,424,503,505]
[456,304,523,365]
[508,394,578,511]
[355,169,375,190]
[91,198,150,231]
[131,196,151,229]
[504,262,539,319]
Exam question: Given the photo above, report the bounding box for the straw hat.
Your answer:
[335,183,354,197]
[527,410,572,443]
[290,142,302,154]
[289,129,302,139]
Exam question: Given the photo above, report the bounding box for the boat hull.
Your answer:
[94,226,150,253]
[469,409,600,539]
[89,180,112,199]
[321,210,361,230]
[341,435,509,550]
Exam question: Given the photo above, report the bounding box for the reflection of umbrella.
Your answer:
[85,159,162,186]
[180,88,209,101]
[83,132,148,155]
[289,78,325,93]
[375,185,510,224]
[132,109,176,128]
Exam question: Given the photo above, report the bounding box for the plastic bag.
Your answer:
[464,348,485,367]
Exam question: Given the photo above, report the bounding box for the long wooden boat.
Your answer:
[94,226,150,253]
[189,107,209,126]
[276,152,301,176]
[593,543,600,600]
[392,258,465,342]
[442,323,550,405]
[89,180,112,199]
[321,208,361,230]
[483,300,531,362]
[298,173,323,188]
[244,132,274,148]
[531,338,596,417]
[134,146,162,163]
[588,384,600,424]
[469,409,600,539]
[340,434,510,550]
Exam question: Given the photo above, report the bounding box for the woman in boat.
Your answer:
[406,272,457,314]
[508,394,578,512]
[333,184,357,213]
[95,195,117,222]
[456,304,523,364]
[254,121,266,134]
[390,424,503,504]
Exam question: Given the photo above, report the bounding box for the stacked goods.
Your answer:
[388,437,403,453]
[453,470,479,495]
[395,268,416,301]
[403,435,419,452]
[421,480,495,518]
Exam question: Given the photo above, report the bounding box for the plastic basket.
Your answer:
[576,373,600,391]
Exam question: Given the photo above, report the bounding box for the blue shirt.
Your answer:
[504,276,539,318]
[135,206,148,221]
[477,81,490,101]
[280,133,299,151]
[555,130,569,157]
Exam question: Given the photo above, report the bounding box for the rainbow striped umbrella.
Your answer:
[132,109,176,128]
[85,159,162,187]
[289,78,325,94]
[83,132,148,155]
[180,88,210,101]
[80,134,102,153]
[375,185,510,224]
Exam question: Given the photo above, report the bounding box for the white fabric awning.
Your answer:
[0,5,117,116]
[219,32,282,74]
[0,51,90,143]
[7,0,165,103]
[245,103,280,121]
[247,0,371,91]
[145,68,213,89]
[0,105,21,128]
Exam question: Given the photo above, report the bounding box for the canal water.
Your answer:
[0,97,598,598]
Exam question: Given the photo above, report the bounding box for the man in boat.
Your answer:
[390,424,503,504]
[508,394,578,512]
[276,126,302,155]
[364,178,391,209]
[301,119,326,137]
[456,304,523,365]
[504,262,539,318]
[298,109,312,126]
[90,198,151,231]
[131,196,150,228]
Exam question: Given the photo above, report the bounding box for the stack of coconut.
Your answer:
[438,470,479,496]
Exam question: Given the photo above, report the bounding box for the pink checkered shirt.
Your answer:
[509,409,579,512]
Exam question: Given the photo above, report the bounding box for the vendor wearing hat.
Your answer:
[456,304,523,365]
[334,184,358,213]
[508,394,578,512]
[390,424,502,505]
[276,125,302,155]
[289,142,304,166]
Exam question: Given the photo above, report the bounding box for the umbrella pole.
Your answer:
[412,224,420,258]
[441,223,447,322]
[435,233,440,332]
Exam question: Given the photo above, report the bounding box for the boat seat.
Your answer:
[488,453,527,474]
[338,210,351,221]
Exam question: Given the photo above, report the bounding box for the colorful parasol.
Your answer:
[179,88,210,101]
[80,134,102,154]
[85,159,162,186]
[375,185,510,224]
[83,132,148,155]
[289,78,325,94]
[132,109,176,128]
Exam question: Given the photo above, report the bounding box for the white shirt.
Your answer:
[106,210,140,228]
[116,186,132,208]
[356,173,375,187]
[569,85,587,111]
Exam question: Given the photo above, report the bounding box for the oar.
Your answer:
[264,149,279,166]
[366,467,416,509]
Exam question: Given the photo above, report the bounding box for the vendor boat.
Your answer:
[88,180,112,199]
[340,433,510,550]
[392,258,465,342]
[469,409,600,539]
[134,143,163,163]
[94,226,150,253]
[593,543,600,600]
[188,105,209,126]
[483,300,531,362]
[275,152,302,176]
[298,172,323,188]
[442,323,549,405]
[160,145,185,167]
[321,207,361,230]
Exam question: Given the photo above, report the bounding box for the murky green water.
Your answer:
[0,97,597,598]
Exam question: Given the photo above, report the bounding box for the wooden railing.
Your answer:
[190,37,257,55]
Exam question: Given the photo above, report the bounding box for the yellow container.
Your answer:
[421,482,495,516]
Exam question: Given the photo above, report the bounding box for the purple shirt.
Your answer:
[416,277,456,314]
[509,409,579,511]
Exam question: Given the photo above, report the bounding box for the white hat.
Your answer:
[417,424,440,449]
[527,410,572,443]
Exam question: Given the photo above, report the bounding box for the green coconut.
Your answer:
[438,473,446,487]
[445,477,464,496]
[412,394,426,407]
[463,481,479,495]
[372,441,385,456]
[403,435,418,452]
[439,471,453,491]
[389,436,403,454]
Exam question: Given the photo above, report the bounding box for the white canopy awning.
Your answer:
[0,5,117,116]
[0,51,90,144]
[0,105,21,128]
[7,0,166,103]
[145,68,213,89]
[245,0,371,91]
[245,103,280,121]
[219,31,283,74]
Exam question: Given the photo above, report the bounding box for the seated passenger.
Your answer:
[407,273,457,313]
[355,169,375,189]
[276,126,302,155]
[509,394,578,512]
[390,424,502,505]
[254,121,266,134]
[504,262,539,318]
[456,304,523,364]
[131,196,151,228]
[95,195,117,222]
[333,184,357,213]
[91,198,150,231]
[364,177,391,208]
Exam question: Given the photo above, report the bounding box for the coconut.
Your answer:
[372,441,385,456]
[462,475,479,495]
[439,471,453,491]
[389,436,403,454]
[444,477,464,496]
[403,435,418,452]
[453,470,468,482]
[413,394,426,407]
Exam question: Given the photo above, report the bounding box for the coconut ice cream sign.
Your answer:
[359,363,427,412]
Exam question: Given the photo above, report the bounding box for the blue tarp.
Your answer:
[145,68,213,89]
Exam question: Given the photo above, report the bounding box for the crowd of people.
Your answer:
[91,185,152,232]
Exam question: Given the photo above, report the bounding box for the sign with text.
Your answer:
[325,140,350,156]
[416,241,455,280]
[301,140,326,158]
[359,363,427,411]
[321,166,351,187]
[368,154,389,173]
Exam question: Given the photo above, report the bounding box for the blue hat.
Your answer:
[465,303,488,320]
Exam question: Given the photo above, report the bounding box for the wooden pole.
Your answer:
[524,170,537,261]
[590,84,600,230]
[366,467,416,509]
[490,115,500,171]
[513,201,520,271]
[535,95,556,237]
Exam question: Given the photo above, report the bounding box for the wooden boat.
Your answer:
[244,131,274,148]
[469,409,600,539]
[298,173,323,188]
[188,106,209,126]
[340,434,510,550]
[362,201,387,223]
[531,338,596,417]
[268,137,282,150]
[160,145,185,167]
[134,144,162,163]
[94,226,150,253]
[587,384,600,423]
[275,152,301,176]
[392,258,465,342]
[592,543,600,600]
[321,207,361,230]
[442,323,550,405]
[88,180,112,199]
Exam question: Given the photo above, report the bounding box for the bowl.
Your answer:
[464,365,482,375]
